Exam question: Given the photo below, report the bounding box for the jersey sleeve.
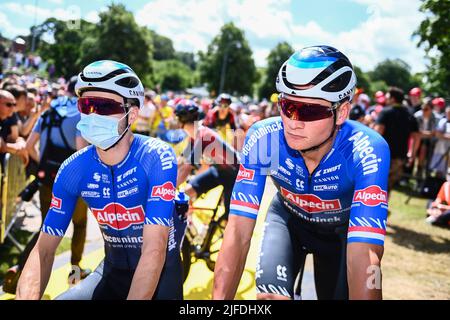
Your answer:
[230,123,270,220]
[348,132,390,246]
[41,151,85,237]
[142,140,178,227]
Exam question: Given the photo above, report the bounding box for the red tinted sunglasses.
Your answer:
[78,97,128,116]
[278,94,339,122]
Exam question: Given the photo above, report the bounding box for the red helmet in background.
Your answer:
[409,87,422,97]
[432,97,446,111]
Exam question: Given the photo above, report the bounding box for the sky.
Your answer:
[0,0,428,73]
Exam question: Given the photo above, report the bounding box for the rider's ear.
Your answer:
[128,106,139,125]
[336,101,351,125]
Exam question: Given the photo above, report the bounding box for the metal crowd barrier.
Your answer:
[0,153,28,245]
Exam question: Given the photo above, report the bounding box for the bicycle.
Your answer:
[181,185,227,282]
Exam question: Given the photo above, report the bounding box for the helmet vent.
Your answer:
[115,77,139,88]
[322,71,352,92]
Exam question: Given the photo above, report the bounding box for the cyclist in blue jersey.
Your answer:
[213,46,390,300]
[16,60,184,300]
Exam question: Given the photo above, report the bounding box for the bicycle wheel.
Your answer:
[204,217,226,272]
[181,237,192,283]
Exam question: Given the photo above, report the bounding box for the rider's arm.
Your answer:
[16,234,62,299]
[214,122,269,299]
[25,131,40,163]
[213,215,256,299]
[176,161,194,187]
[127,225,169,300]
[16,153,82,299]
[347,133,390,300]
[128,141,177,299]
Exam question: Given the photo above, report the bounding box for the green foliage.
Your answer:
[78,4,153,86]
[175,51,196,70]
[150,30,175,61]
[34,18,94,78]
[198,22,257,96]
[369,59,416,93]
[153,59,193,91]
[414,0,450,97]
[354,65,371,94]
[258,41,294,100]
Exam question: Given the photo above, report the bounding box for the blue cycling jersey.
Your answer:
[230,117,390,246]
[42,135,179,269]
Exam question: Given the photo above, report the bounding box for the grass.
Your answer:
[0,230,71,283]
[383,188,450,299]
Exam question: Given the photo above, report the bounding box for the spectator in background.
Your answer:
[409,87,423,114]
[366,91,386,125]
[203,93,237,147]
[414,98,439,178]
[16,92,43,139]
[349,104,366,123]
[429,106,450,178]
[0,90,28,164]
[132,91,155,136]
[432,97,446,116]
[150,94,174,137]
[246,104,263,128]
[265,93,280,118]
[374,86,420,195]
[426,169,450,228]
[357,93,370,111]
[15,51,23,68]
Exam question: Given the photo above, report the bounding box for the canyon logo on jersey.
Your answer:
[92,203,145,230]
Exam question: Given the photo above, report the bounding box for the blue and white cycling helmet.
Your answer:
[75,60,144,108]
[276,45,357,103]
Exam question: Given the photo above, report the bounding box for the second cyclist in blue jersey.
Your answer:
[213,46,390,300]
[16,60,184,300]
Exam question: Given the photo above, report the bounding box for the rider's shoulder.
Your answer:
[339,120,390,163]
[133,134,176,170]
[246,116,283,137]
[54,145,93,183]
[340,120,387,146]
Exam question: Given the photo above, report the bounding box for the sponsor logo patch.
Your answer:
[353,185,388,207]
[151,181,176,201]
[92,203,145,230]
[50,195,62,210]
[236,165,255,182]
[280,187,341,213]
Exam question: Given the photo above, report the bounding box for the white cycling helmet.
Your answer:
[276,45,357,103]
[75,60,144,108]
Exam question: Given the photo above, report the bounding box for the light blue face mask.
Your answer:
[76,111,131,150]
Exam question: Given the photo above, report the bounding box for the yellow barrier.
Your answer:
[0,154,28,244]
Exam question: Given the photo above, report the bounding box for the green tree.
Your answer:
[353,66,371,95]
[175,51,196,70]
[150,30,175,61]
[31,18,94,78]
[198,22,257,96]
[79,4,154,87]
[258,41,294,100]
[369,59,415,93]
[414,0,450,97]
[153,59,193,91]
